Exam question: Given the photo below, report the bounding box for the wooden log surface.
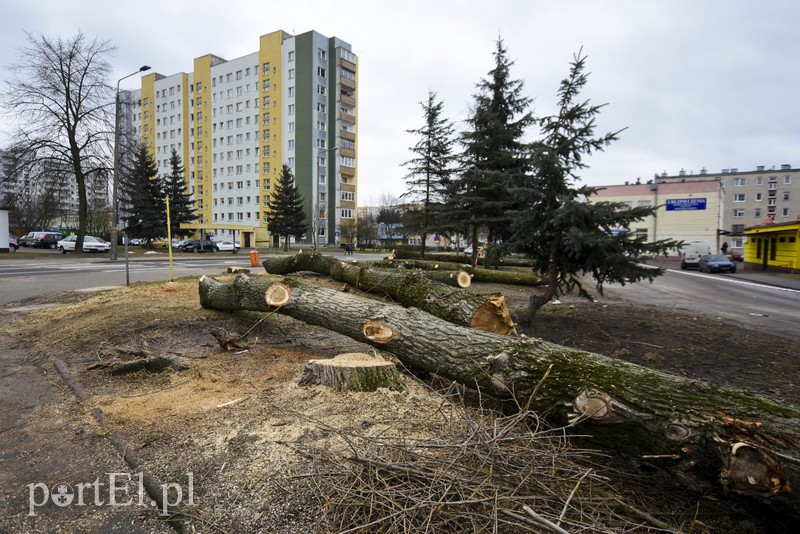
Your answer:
[371,259,543,286]
[262,253,513,334]
[297,352,405,392]
[389,249,534,268]
[199,274,800,511]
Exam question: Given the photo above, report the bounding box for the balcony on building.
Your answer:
[339,110,356,125]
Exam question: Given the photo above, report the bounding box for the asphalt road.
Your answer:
[601,264,800,340]
[0,249,385,306]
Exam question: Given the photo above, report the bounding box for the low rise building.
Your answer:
[743,218,800,272]
[589,179,725,254]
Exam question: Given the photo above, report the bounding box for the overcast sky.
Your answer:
[2,0,798,204]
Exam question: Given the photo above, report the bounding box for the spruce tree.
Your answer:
[164,148,195,238]
[120,144,166,246]
[267,164,307,251]
[447,38,535,264]
[508,51,681,322]
[401,91,457,257]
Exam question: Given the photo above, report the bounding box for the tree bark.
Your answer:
[390,249,534,268]
[297,352,405,392]
[262,253,512,334]
[372,259,543,286]
[199,274,800,510]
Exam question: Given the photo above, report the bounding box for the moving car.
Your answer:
[215,240,240,253]
[58,235,111,254]
[180,239,218,253]
[698,254,737,274]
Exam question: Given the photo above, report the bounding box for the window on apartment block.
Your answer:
[317,121,326,131]
[317,84,326,95]
[288,157,295,167]
[288,69,295,79]
[341,209,353,218]
[317,103,326,113]
[288,51,295,62]
[288,122,295,132]
[733,193,746,202]
[732,209,745,218]
[754,208,762,218]
[782,208,790,217]
[288,104,295,115]
[340,156,355,167]
[319,173,326,184]
[768,183,777,190]
[784,191,791,201]
[755,192,763,201]
[318,48,327,60]
[785,175,793,185]
[317,67,326,78]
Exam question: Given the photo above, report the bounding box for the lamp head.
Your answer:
[139,65,152,73]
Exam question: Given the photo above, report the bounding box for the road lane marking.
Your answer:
[666,268,800,295]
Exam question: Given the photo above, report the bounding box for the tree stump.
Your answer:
[297,352,405,393]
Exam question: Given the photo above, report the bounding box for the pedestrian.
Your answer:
[721,242,729,254]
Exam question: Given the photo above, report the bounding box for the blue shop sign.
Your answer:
[666,198,707,211]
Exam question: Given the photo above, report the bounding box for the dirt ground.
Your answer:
[1,271,798,533]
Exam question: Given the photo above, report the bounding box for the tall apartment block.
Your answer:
[126,30,358,248]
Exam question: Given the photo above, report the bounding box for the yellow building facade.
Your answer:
[744,218,800,272]
[127,30,358,248]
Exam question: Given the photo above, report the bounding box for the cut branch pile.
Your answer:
[287,387,686,532]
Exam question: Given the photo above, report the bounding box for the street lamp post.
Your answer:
[111,65,151,261]
[314,146,338,251]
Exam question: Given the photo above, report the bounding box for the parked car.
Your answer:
[180,239,218,253]
[172,239,192,249]
[215,240,240,253]
[18,232,37,247]
[680,240,712,270]
[729,251,744,262]
[28,231,65,249]
[7,233,19,252]
[698,254,737,273]
[57,235,111,254]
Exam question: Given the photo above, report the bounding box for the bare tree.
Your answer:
[2,31,115,252]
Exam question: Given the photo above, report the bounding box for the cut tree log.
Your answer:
[261,253,512,334]
[297,352,405,392]
[371,259,543,286]
[199,274,800,511]
[389,249,534,268]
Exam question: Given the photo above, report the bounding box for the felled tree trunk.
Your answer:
[372,259,543,286]
[298,352,405,392]
[262,252,512,334]
[199,274,800,510]
[389,249,534,268]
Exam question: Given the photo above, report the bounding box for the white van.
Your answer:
[681,241,712,270]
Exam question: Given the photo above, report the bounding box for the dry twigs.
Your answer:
[283,383,680,533]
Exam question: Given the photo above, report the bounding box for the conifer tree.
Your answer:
[447,38,535,264]
[508,51,681,322]
[163,148,196,238]
[120,144,166,246]
[267,164,307,251]
[402,91,457,257]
